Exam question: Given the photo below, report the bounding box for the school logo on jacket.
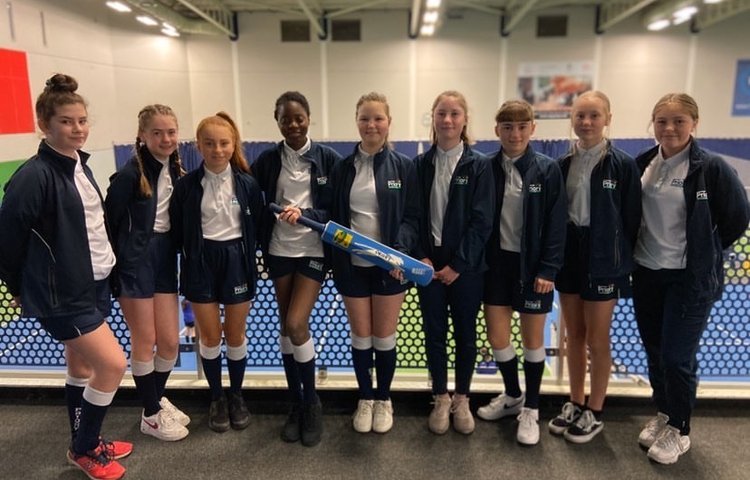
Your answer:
[696,190,708,200]
[602,179,617,190]
[317,176,328,185]
[528,184,542,193]
[454,176,469,185]
[387,180,402,189]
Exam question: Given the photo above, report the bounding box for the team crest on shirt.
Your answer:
[524,299,542,310]
[454,176,469,185]
[597,284,615,295]
[696,190,708,200]
[528,184,542,193]
[602,179,617,190]
[387,180,402,189]
[234,283,248,295]
[317,176,328,185]
[671,179,684,188]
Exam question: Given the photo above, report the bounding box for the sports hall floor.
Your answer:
[1,387,747,480]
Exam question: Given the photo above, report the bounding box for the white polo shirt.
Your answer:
[566,139,607,227]
[200,164,242,241]
[430,142,463,246]
[499,152,524,253]
[153,157,173,233]
[350,146,381,267]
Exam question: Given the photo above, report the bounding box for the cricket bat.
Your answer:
[269,203,434,286]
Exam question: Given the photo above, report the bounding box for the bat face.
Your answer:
[332,228,353,248]
[351,244,405,269]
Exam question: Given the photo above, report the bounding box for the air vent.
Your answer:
[281,20,310,42]
[537,15,567,37]
[331,19,360,41]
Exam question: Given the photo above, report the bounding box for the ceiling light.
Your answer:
[136,15,159,26]
[423,11,439,24]
[647,19,671,31]
[161,28,180,37]
[420,24,435,36]
[673,6,698,18]
[426,0,441,8]
[105,1,131,13]
[704,0,723,4]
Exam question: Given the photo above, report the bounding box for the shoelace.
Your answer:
[77,445,110,467]
[654,427,680,451]
[560,402,579,422]
[518,409,536,427]
[573,410,596,431]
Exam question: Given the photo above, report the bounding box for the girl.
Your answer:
[0,74,129,480]
[413,91,494,435]
[476,100,566,446]
[105,104,189,442]
[253,91,340,446]
[632,93,749,464]
[330,92,419,435]
[549,91,641,443]
[169,112,263,433]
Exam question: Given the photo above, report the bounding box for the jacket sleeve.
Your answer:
[450,157,495,274]
[169,178,186,252]
[620,156,643,249]
[706,156,750,249]
[0,165,45,296]
[537,162,567,280]
[104,167,135,250]
[394,158,420,255]
[303,148,341,224]
[249,177,265,250]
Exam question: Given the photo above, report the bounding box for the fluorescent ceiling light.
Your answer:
[162,22,175,30]
[161,28,180,37]
[423,11,439,24]
[673,6,698,18]
[136,15,159,26]
[647,19,671,31]
[106,1,131,13]
[426,0,441,8]
[704,0,723,4]
[420,24,435,36]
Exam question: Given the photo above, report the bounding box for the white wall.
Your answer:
[2,1,749,187]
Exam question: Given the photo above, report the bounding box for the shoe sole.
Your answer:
[208,421,231,433]
[477,406,523,422]
[517,437,540,446]
[140,424,189,442]
[564,426,603,444]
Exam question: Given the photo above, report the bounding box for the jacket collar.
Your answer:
[38,140,90,176]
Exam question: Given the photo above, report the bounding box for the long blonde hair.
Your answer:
[134,104,185,198]
[429,90,473,145]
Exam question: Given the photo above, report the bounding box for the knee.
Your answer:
[157,337,180,357]
[286,322,310,345]
[104,351,128,379]
[586,339,611,360]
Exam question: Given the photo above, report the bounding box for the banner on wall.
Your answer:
[517,61,593,119]
[732,59,750,117]
[0,48,35,134]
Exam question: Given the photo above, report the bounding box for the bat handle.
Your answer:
[268,202,325,234]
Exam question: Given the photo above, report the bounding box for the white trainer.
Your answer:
[352,399,375,433]
[516,407,540,446]
[477,393,524,421]
[160,396,190,426]
[639,412,669,448]
[140,409,189,441]
[372,399,394,434]
[647,425,690,464]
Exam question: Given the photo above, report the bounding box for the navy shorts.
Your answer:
[334,265,410,298]
[483,250,553,314]
[118,232,178,298]
[185,239,254,305]
[265,254,327,284]
[37,279,112,341]
[556,224,629,301]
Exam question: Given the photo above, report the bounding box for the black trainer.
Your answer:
[228,391,251,430]
[208,394,230,433]
[281,403,301,443]
[300,399,323,447]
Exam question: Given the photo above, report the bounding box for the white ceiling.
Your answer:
[120,0,750,37]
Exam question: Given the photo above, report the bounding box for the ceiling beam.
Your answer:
[596,0,658,33]
[694,0,750,30]
[122,0,228,35]
[502,0,539,35]
[173,0,236,37]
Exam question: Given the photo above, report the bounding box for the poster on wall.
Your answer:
[517,61,593,119]
[732,59,750,117]
[0,48,35,134]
